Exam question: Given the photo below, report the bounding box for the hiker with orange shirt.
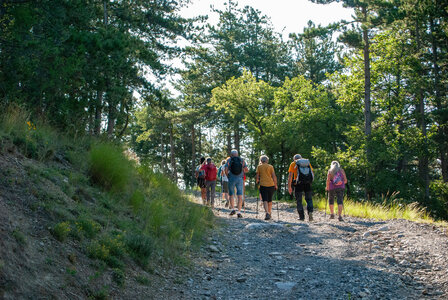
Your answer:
[288,154,314,221]
[256,155,278,220]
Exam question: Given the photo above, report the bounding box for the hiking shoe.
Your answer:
[338,216,344,222]
[308,213,313,222]
[298,217,305,221]
[230,210,236,216]
[264,213,271,220]
[237,213,243,218]
[330,214,335,219]
[225,201,229,208]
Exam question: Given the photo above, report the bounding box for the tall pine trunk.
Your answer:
[191,123,196,186]
[234,122,240,154]
[362,6,372,199]
[430,16,448,182]
[170,124,177,183]
[94,90,103,135]
[415,19,430,200]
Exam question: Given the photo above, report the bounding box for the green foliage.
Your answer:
[315,196,433,222]
[89,144,135,192]
[112,268,125,287]
[52,222,71,242]
[136,275,150,285]
[12,229,27,246]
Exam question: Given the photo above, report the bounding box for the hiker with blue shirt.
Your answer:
[225,149,249,218]
[326,161,347,221]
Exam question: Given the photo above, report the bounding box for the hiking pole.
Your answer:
[256,185,259,217]
[276,190,280,222]
[325,191,328,219]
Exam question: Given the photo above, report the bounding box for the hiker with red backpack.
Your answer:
[288,154,314,221]
[225,149,249,218]
[195,157,207,205]
[326,161,347,221]
[201,157,218,208]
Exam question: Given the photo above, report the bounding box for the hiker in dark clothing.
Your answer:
[288,154,314,221]
[326,161,347,221]
[195,157,207,205]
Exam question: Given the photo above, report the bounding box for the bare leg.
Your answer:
[338,204,343,217]
[237,195,243,211]
[263,201,269,213]
[229,195,235,209]
[330,204,335,215]
[268,202,273,215]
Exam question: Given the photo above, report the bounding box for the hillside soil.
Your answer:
[180,195,448,300]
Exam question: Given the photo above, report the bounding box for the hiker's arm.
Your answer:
[243,160,249,173]
[255,169,260,185]
[326,173,330,191]
[342,169,348,184]
[288,172,293,194]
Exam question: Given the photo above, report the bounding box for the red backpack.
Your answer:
[204,163,217,181]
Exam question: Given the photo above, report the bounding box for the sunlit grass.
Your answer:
[313,196,447,226]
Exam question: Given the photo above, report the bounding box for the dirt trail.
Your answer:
[179,196,448,300]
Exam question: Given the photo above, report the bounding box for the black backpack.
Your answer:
[229,157,243,175]
[295,159,313,184]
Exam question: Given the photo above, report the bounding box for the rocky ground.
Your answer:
[177,196,448,300]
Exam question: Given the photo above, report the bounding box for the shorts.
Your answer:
[228,177,243,196]
[222,181,229,193]
[259,186,275,202]
[328,188,344,205]
[197,177,206,189]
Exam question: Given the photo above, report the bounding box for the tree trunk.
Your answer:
[430,16,448,182]
[106,101,115,137]
[362,6,372,200]
[94,90,103,135]
[226,133,232,156]
[170,124,177,183]
[234,122,240,154]
[191,123,196,186]
[160,132,165,174]
[198,126,202,156]
[415,19,430,200]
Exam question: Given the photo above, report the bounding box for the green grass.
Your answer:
[314,196,436,223]
[0,105,216,290]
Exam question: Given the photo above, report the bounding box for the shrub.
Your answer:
[52,222,71,242]
[112,268,125,287]
[75,218,101,239]
[89,143,135,192]
[125,233,152,266]
[12,229,26,246]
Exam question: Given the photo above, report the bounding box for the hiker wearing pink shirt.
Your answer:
[326,161,347,221]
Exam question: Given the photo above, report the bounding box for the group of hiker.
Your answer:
[195,150,347,222]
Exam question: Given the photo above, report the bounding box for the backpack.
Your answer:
[332,171,343,186]
[229,157,243,175]
[205,164,217,181]
[295,158,313,184]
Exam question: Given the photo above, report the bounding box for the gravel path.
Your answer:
[180,196,448,300]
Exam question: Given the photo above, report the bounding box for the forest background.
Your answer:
[1,0,447,220]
